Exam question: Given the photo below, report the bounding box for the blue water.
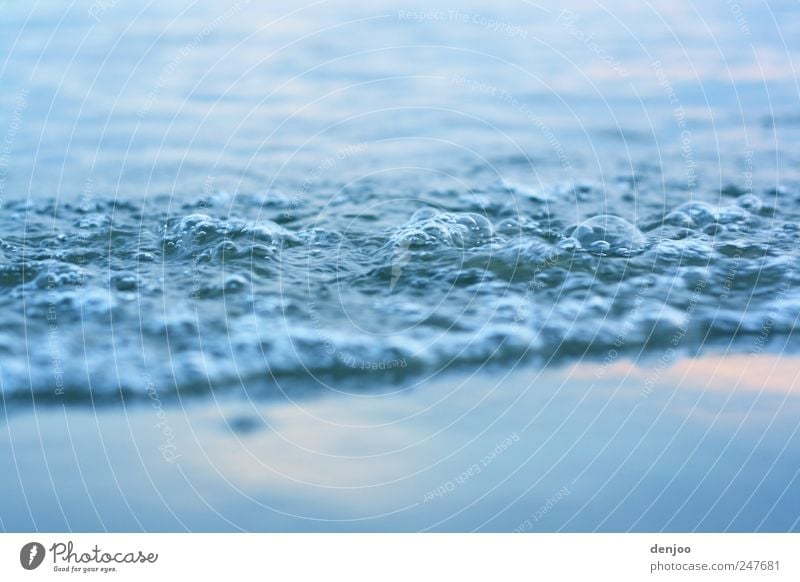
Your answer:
[1,0,800,401]
[1,0,799,532]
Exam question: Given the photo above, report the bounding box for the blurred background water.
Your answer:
[0,0,799,531]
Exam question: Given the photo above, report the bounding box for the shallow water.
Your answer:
[2,356,798,532]
[2,1,799,401]
[1,180,799,401]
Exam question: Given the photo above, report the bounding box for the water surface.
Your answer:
[1,0,799,532]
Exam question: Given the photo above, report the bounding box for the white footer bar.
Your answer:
[1,534,796,581]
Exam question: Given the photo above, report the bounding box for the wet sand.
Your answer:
[2,353,798,532]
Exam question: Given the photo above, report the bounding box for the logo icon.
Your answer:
[20,542,46,570]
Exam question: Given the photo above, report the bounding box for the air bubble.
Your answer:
[392,210,493,249]
[735,194,763,213]
[572,215,646,256]
[717,205,751,224]
[671,202,718,227]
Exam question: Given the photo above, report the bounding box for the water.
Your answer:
[1,0,800,532]
[2,179,798,401]
[4,355,799,532]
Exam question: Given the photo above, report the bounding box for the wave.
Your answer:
[0,181,798,404]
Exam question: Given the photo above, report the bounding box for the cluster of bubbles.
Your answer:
[388,208,495,249]
[566,193,765,257]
